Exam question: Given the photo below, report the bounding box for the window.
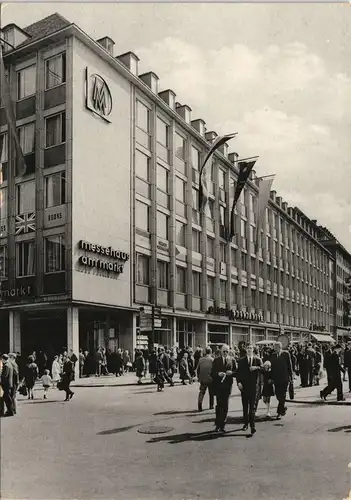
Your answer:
[0,245,7,277]
[157,117,169,147]
[157,260,169,289]
[18,122,35,154]
[135,201,149,231]
[16,240,35,277]
[0,187,7,219]
[231,248,237,267]
[218,169,225,189]
[175,133,185,160]
[231,283,237,304]
[45,53,66,89]
[136,100,150,132]
[175,177,186,202]
[207,237,214,258]
[17,65,36,100]
[220,242,226,262]
[45,234,65,273]
[157,211,168,240]
[191,146,200,171]
[16,180,35,214]
[192,230,200,252]
[206,199,214,220]
[136,254,150,285]
[45,172,65,208]
[0,133,8,163]
[157,164,169,192]
[241,252,247,270]
[240,219,246,237]
[176,221,185,246]
[208,276,215,299]
[192,271,201,296]
[192,188,199,210]
[242,286,247,306]
[219,205,226,227]
[176,267,186,293]
[45,112,66,147]
[220,280,226,302]
[135,151,149,180]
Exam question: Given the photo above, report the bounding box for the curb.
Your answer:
[286,399,351,406]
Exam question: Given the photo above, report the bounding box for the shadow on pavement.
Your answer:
[146,429,250,444]
[24,400,64,404]
[154,410,200,416]
[97,424,137,435]
[327,425,351,433]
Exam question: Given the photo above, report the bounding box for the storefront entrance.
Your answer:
[21,310,67,360]
[0,311,9,354]
[208,323,229,351]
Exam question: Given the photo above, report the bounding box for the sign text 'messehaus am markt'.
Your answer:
[78,240,129,279]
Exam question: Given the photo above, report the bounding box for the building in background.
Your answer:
[316,225,351,341]
[0,13,340,358]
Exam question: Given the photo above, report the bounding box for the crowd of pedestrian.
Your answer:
[1,339,349,423]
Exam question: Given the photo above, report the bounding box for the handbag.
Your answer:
[18,384,28,396]
[288,380,294,400]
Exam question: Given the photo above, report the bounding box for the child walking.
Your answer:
[41,369,52,399]
[261,361,274,417]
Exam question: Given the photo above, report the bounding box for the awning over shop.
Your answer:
[311,333,335,342]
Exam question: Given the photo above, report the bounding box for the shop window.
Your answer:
[0,244,7,277]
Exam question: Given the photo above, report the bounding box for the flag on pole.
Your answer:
[229,159,257,240]
[199,132,237,212]
[254,175,275,253]
[0,45,26,176]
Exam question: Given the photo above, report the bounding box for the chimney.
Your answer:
[176,103,192,124]
[250,169,256,181]
[282,202,288,211]
[270,190,276,202]
[312,219,317,225]
[116,51,139,76]
[97,36,115,56]
[228,152,239,165]
[205,131,218,143]
[276,196,282,207]
[139,72,159,94]
[288,207,294,218]
[158,89,176,109]
[191,119,206,137]
[218,143,229,158]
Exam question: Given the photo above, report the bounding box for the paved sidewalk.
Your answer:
[287,379,351,406]
[71,372,181,387]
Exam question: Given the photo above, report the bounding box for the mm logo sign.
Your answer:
[85,68,112,123]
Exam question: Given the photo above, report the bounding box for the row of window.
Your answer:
[0,172,65,217]
[0,111,66,168]
[135,254,331,311]
[0,235,65,277]
[14,53,66,101]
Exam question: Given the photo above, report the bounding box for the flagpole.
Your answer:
[256,174,276,181]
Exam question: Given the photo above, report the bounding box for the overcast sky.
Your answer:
[4,3,351,251]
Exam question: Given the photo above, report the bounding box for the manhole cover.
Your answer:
[137,425,173,435]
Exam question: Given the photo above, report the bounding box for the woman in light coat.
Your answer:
[51,355,61,387]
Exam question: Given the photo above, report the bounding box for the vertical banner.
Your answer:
[229,159,257,240]
[255,175,275,253]
[198,132,237,213]
[0,45,26,176]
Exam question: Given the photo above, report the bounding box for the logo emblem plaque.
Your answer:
[85,68,112,122]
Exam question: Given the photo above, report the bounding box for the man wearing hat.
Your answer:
[320,344,345,402]
[211,344,237,433]
[1,354,14,417]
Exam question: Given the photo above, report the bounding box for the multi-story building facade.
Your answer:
[316,225,351,340]
[0,13,337,359]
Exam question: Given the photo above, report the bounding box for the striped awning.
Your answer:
[311,333,335,342]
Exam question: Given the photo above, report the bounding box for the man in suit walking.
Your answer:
[320,344,345,401]
[236,344,263,435]
[344,341,351,393]
[270,342,293,420]
[1,354,14,417]
[197,346,214,411]
[211,344,237,433]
